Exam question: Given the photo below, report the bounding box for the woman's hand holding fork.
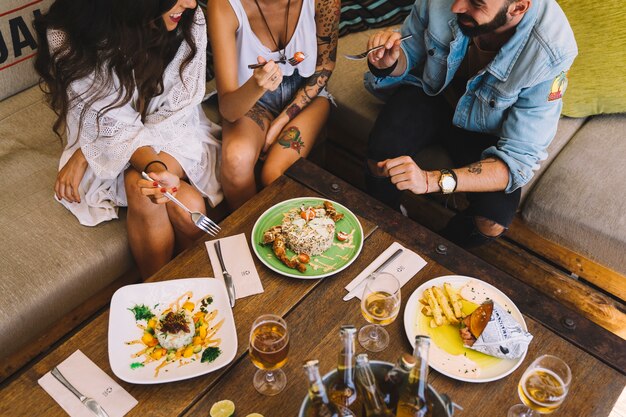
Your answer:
[139,170,180,204]
[252,56,283,92]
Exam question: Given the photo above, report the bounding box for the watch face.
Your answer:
[442,175,456,191]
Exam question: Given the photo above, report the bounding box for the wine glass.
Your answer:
[249,314,290,396]
[358,272,401,352]
[508,355,571,416]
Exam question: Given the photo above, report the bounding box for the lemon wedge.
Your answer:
[209,400,235,417]
[246,414,264,417]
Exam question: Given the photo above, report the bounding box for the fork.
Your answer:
[344,34,413,60]
[141,172,220,236]
[248,53,306,69]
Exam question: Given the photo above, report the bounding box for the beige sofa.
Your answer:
[0,1,138,376]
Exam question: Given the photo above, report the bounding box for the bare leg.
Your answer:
[125,169,175,278]
[221,105,272,209]
[166,180,206,251]
[261,97,330,186]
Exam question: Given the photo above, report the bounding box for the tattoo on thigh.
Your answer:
[245,105,270,131]
[468,161,483,174]
[277,126,305,154]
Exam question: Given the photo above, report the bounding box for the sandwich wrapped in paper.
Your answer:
[459,300,533,359]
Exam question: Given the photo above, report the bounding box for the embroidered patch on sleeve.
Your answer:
[548,71,568,101]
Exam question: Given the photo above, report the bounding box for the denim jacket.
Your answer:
[364,0,577,192]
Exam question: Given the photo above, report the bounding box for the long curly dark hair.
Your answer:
[34,0,198,138]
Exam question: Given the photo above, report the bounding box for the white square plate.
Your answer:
[108,278,237,384]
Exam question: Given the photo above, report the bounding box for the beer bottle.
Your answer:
[355,353,394,417]
[380,353,416,411]
[303,359,355,417]
[395,335,433,417]
[328,325,358,411]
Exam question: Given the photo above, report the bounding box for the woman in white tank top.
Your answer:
[207,0,340,209]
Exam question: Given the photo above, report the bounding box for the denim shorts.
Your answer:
[257,69,333,117]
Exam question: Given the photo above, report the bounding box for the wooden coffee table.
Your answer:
[1,159,623,416]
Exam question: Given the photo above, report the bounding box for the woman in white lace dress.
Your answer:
[34,0,222,278]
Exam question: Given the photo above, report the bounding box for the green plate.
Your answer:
[251,197,363,279]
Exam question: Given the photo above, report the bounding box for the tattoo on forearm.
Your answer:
[468,161,483,174]
[245,105,270,131]
[317,35,332,45]
[467,158,498,175]
[277,126,305,154]
[315,0,339,64]
[286,103,302,120]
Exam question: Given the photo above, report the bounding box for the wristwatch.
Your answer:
[438,169,457,194]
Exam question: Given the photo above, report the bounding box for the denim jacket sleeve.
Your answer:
[482,76,565,193]
[363,0,428,99]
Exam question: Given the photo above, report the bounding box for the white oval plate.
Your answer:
[403,275,528,383]
[108,278,237,384]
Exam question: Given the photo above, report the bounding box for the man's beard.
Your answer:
[456,3,510,37]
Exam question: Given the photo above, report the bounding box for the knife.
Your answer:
[214,240,236,308]
[51,367,110,417]
[343,248,404,301]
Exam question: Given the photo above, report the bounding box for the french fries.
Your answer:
[420,282,466,328]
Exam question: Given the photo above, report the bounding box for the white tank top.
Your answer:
[227,0,317,87]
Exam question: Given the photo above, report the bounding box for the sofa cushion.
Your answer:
[0,0,54,100]
[328,28,386,147]
[557,0,626,117]
[328,28,586,203]
[521,114,626,275]
[0,87,133,359]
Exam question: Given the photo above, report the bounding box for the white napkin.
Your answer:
[345,242,427,300]
[38,350,137,417]
[206,233,264,299]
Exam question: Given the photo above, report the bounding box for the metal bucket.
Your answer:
[298,360,454,417]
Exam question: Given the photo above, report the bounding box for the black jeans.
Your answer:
[366,85,521,232]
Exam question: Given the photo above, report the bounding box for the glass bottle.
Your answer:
[328,325,358,411]
[395,335,433,417]
[380,353,416,411]
[355,353,395,417]
[303,359,355,417]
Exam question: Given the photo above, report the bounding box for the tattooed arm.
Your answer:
[376,157,510,195]
[263,0,340,151]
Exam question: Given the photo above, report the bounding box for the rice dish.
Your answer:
[155,309,195,350]
[281,208,335,255]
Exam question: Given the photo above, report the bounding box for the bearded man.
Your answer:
[364,0,577,247]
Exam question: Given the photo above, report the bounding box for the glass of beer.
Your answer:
[249,314,290,396]
[508,355,571,416]
[358,272,401,352]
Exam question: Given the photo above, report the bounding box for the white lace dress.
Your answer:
[51,9,222,226]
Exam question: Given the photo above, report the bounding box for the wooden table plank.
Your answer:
[285,158,626,374]
[183,229,624,417]
[0,177,378,417]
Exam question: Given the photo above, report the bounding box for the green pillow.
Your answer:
[557,0,626,117]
